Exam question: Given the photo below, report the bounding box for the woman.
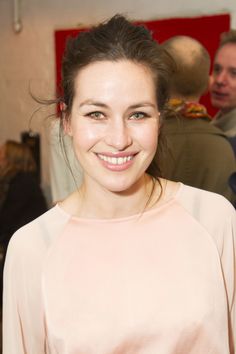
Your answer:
[3,15,235,354]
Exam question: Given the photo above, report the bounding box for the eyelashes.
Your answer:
[84,111,151,121]
[130,112,150,120]
[85,111,105,120]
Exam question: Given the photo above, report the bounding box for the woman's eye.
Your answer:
[86,111,104,120]
[130,112,147,120]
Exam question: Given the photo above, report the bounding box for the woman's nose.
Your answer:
[104,119,132,150]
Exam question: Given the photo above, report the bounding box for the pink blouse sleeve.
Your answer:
[221,207,236,353]
[3,239,26,353]
[177,185,236,353]
[3,228,47,354]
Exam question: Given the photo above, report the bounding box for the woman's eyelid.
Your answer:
[130,111,150,119]
[85,111,106,119]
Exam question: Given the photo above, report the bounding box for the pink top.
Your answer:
[3,184,236,354]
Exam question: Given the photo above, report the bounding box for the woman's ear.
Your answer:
[63,116,73,136]
[59,101,66,112]
[60,102,73,136]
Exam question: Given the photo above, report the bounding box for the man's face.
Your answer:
[209,43,236,113]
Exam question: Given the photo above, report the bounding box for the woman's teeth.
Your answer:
[98,154,133,165]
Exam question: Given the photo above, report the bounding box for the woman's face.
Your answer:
[65,60,160,193]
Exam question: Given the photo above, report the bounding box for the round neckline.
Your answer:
[56,182,183,224]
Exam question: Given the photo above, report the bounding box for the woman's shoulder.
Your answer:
[160,179,233,211]
[177,183,235,213]
[175,183,235,233]
[7,204,71,257]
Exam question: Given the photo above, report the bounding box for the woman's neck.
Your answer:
[62,174,163,220]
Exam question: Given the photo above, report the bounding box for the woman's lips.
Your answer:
[96,152,137,171]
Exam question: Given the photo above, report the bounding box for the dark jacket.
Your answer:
[159,115,236,203]
[0,171,47,248]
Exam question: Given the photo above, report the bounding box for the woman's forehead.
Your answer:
[73,60,156,101]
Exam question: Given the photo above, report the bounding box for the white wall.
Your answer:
[1,0,236,202]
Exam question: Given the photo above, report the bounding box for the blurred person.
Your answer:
[209,29,236,138]
[229,172,236,208]
[3,16,235,354]
[0,140,47,251]
[159,35,236,203]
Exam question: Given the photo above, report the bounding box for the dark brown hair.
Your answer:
[62,15,173,114]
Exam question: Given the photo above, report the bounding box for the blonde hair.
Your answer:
[3,140,36,177]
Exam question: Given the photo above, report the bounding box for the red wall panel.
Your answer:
[55,13,230,116]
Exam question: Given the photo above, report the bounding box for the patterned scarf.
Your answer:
[168,98,211,120]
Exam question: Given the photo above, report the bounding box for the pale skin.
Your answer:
[61,60,178,219]
[210,43,236,113]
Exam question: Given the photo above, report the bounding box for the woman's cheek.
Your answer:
[72,124,105,149]
[134,121,159,150]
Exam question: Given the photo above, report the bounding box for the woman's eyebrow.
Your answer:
[79,100,108,108]
[79,99,156,110]
[79,100,156,109]
[128,102,156,109]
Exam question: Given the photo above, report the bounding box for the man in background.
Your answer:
[209,29,236,139]
[158,35,235,203]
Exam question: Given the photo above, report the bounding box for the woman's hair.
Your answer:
[62,15,173,115]
[2,140,36,177]
[59,14,174,179]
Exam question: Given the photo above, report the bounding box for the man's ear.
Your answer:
[208,75,213,92]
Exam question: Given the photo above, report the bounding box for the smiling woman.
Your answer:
[3,15,236,354]
[64,60,159,197]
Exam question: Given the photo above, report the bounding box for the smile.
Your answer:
[97,154,134,165]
